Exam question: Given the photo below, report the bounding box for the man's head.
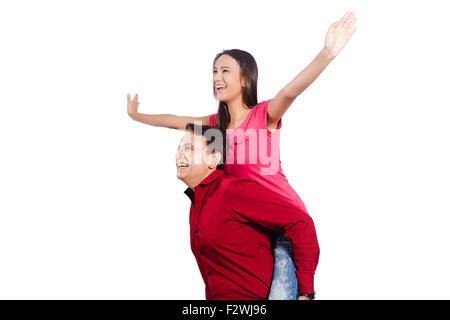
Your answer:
[176,123,227,188]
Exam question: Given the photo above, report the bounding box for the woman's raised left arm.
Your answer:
[267,11,357,128]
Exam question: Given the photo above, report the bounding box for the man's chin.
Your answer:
[176,168,190,181]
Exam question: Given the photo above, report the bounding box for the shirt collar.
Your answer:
[197,169,225,188]
[184,187,195,203]
[182,169,225,203]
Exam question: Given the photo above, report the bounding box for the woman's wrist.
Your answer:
[128,111,137,119]
[320,47,336,61]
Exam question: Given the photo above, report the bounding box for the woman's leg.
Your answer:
[268,230,299,300]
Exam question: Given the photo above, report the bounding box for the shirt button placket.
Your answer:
[194,229,201,255]
[206,271,215,299]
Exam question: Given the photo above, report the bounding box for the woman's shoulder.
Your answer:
[209,113,217,126]
[252,99,271,112]
[246,99,273,129]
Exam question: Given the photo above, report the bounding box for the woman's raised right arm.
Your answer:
[127,93,211,131]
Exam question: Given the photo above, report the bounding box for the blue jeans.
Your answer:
[267,230,299,300]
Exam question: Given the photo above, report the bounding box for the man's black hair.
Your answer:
[185,123,228,170]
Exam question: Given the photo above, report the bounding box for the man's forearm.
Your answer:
[284,216,320,295]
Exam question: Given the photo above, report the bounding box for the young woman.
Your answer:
[128,12,357,299]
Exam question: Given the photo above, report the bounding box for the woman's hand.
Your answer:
[324,11,357,59]
[126,92,211,130]
[127,93,140,118]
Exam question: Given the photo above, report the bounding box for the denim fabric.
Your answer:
[267,230,299,300]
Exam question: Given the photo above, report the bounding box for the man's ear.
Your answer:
[208,151,222,169]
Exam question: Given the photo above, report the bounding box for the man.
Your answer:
[176,123,319,300]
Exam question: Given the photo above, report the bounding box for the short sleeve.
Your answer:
[209,113,217,127]
[253,99,282,131]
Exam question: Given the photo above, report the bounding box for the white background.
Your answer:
[1,0,449,299]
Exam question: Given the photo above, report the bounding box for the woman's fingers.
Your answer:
[128,93,138,101]
[342,11,354,26]
[331,11,355,31]
[324,11,357,58]
[347,16,357,30]
[340,12,353,31]
[127,93,140,105]
[338,12,357,37]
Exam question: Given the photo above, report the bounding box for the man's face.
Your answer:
[176,131,212,183]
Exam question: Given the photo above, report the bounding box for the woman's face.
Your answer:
[213,54,245,103]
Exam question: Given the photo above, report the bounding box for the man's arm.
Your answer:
[230,180,320,295]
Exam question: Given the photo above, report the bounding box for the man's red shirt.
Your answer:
[184,169,320,300]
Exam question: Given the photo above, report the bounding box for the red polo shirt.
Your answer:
[184,169,319,300]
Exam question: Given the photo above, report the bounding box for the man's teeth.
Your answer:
[177,163,188,168]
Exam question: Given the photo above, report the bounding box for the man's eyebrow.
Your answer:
[179,142,192,149]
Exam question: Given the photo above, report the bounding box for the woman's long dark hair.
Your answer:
[213,49,258,130]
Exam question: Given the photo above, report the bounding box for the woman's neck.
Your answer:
[226,96,250,129]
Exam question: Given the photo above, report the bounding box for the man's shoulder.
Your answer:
[216,173,239,187]
[217,174,259,191]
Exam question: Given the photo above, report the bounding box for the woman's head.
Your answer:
[212,49,258,129]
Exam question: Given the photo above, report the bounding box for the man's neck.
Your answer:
[184,169,216,190]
